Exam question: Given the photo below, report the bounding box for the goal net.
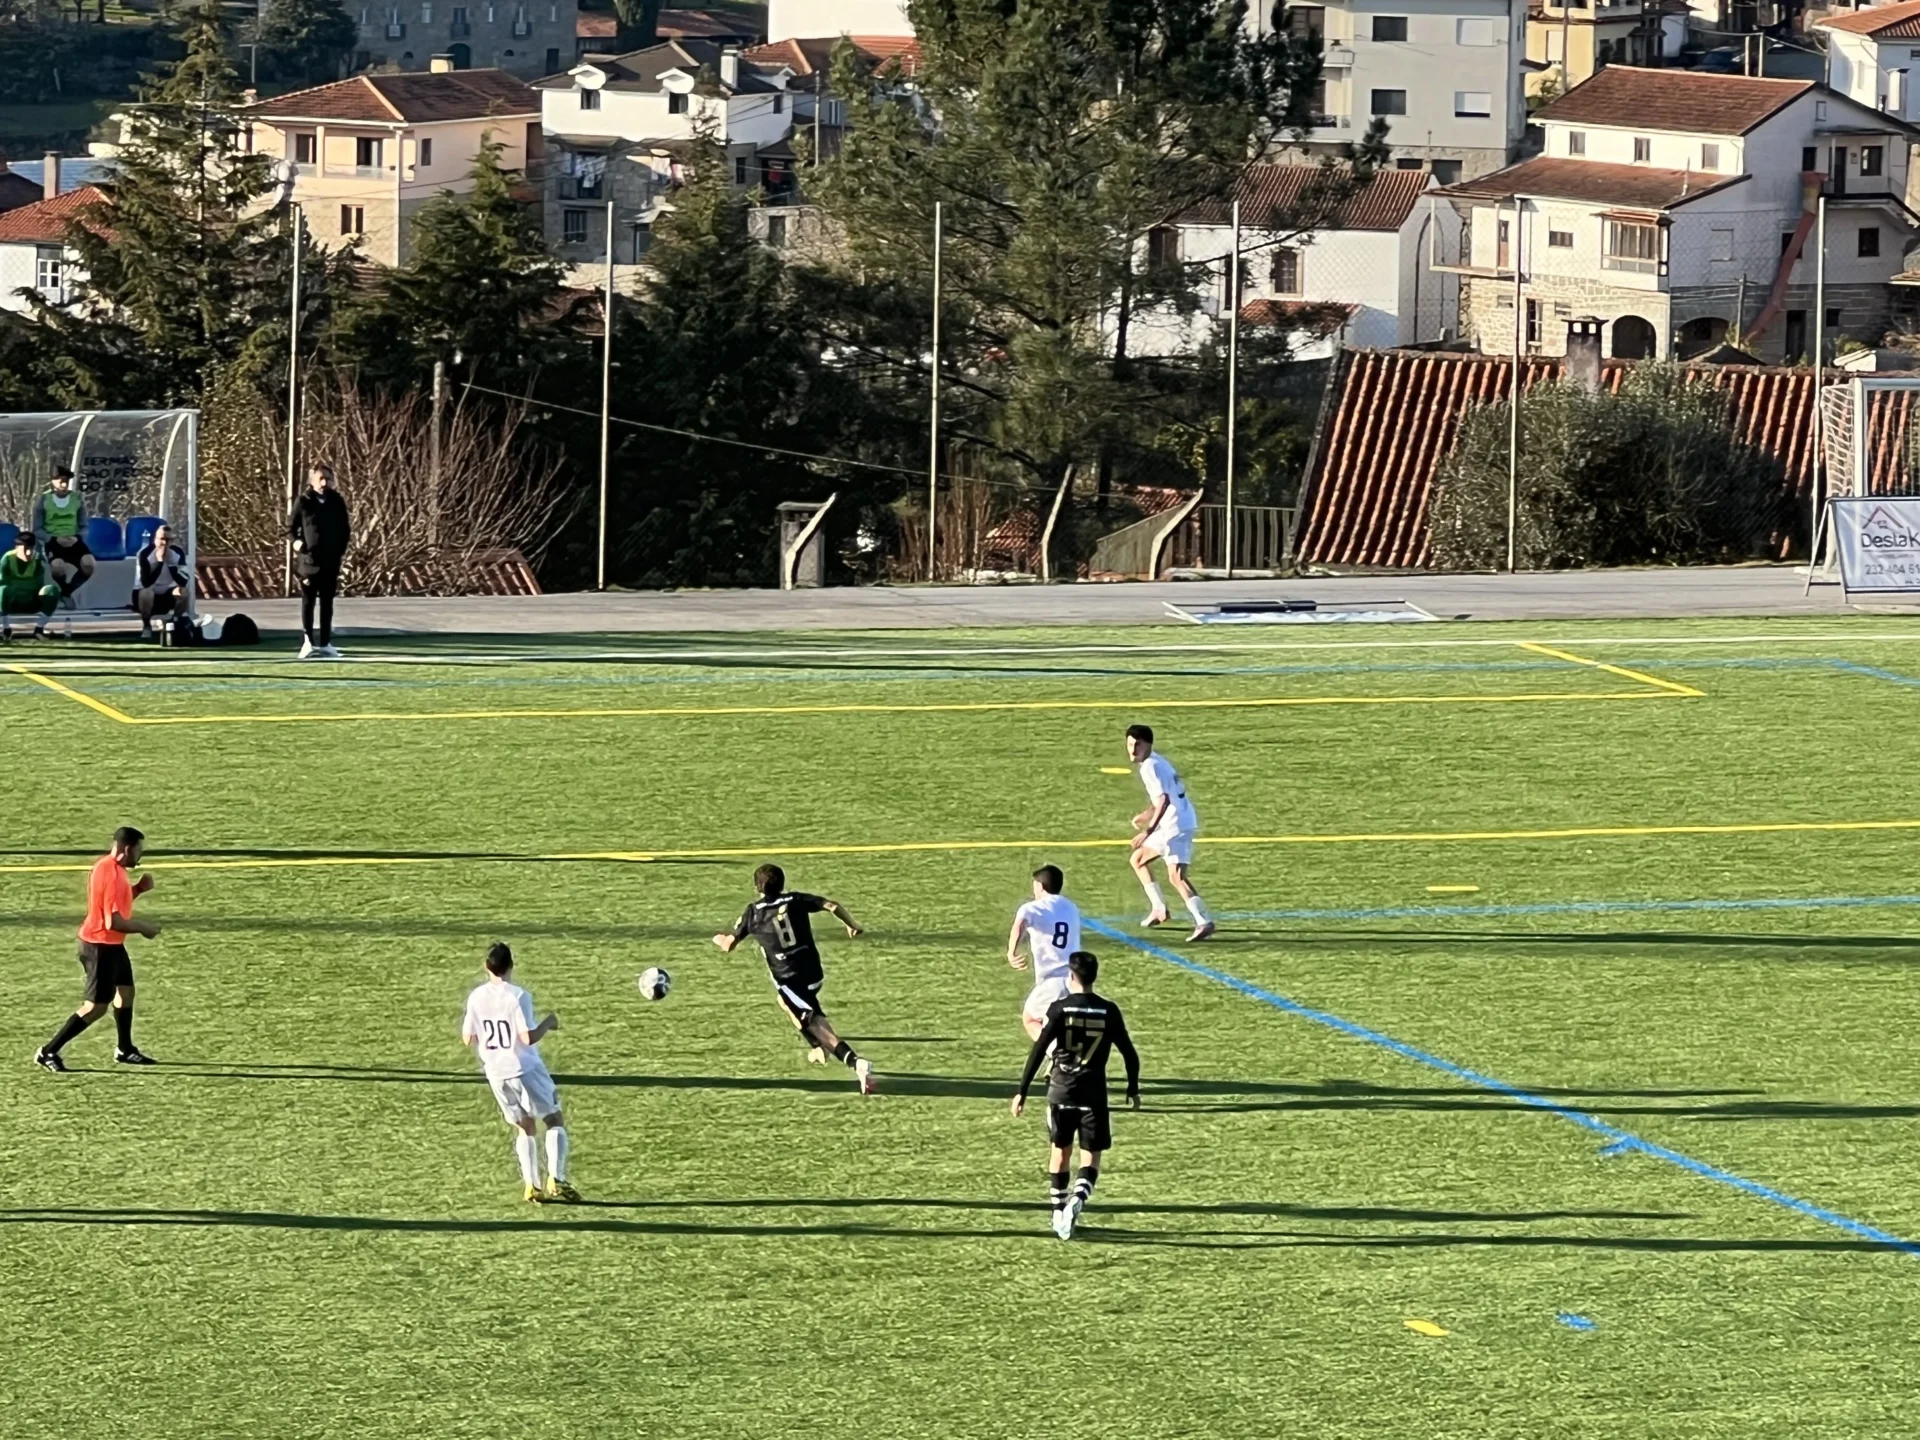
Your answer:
[0,409,199,619]
[1811,378,1920,576]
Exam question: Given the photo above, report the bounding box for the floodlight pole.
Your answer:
[928,199,943,583]
[282,200,302,599]
[597,197,615,590]
[1225,197,1240,581]
[1507,197,1522,573]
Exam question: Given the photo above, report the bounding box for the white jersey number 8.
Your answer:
[1051,921,1071,950]
[773,910,798,948]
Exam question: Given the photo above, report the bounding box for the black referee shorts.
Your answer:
[1047,1104,1112,1152]
[77,941,133,1003]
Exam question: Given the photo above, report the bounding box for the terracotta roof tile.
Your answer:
[1241,298,1356,331]
[1186,164,1432,230]
[577,11,618,35]
[742,34,920,75]
[1294,349,1845,568]
[246,70,537,124]
[655,8,759,37]
[1440,156,1746,210]
[0,184,108,244]
[1817,0,1920,37]
[1535,67,1811,135]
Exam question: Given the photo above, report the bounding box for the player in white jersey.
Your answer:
[1125,723,1215,942]
[461,943,580,1204]
[1006,864,1082,1040]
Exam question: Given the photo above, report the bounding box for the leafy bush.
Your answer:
[1428,363,1790,570]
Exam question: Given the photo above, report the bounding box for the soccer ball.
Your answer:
[637,966,672,1001]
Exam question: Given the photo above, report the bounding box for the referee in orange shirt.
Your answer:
[34,827,160,1072]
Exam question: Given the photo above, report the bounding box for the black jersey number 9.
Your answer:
[481,1018,514,1050]
[1051,921,1071,950]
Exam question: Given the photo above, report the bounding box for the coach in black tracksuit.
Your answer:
[288,463,351,658]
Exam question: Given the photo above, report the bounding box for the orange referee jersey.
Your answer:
[79,854,133,945]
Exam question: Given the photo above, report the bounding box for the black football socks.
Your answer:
[44,1010,98,1057]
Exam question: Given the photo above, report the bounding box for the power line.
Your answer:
[459,380,1036,491]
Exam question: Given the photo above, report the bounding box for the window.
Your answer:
[1372,14,1406,39]
[1272,246,1302,294]
[293,132,316,164]
[1815,100,1828,120]
[772,93,784,114]
[1146,225,1180,266]
[355,136,383,170]
[1802,145,1818,173]
[669,90,689,114]
[735,154,748,184]
[563,207,588,243]
[1603,218,1660,272]
[485,2,493,16]
[1395,157,1423,169]
[1285,5,1324,40]
[549,2,556,16]
[1454,90,1492,118]
[1710,227,1733,261]
[1548,227,1574,248]
[1525,298,1541,347]
[1219,255,1250,309]
[767,213,788,247]
[420,0,430,19]
[35,249,63,297]
[1496,218,1510,268]
[1860,225,1882,257]
[1371,89,1407,115]
[1700,143,1719,171]
[1430,159,1461,184]
[1567,130,1585,156]
[1456,16,1494,44]
[451,3,466,19]
[1632,136,1650,162]
[340,205,365,235]
[1863,144,1885,177]
[1308,78,1328,122]
[1827,306,1843,330]
[580,87,600,109]
[358,5,367,20]
[418,137,432,166]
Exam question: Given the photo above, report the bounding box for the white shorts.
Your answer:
[1023,975,1071,1024]
[488,1067,559,1125]
[1143,827,1195,867]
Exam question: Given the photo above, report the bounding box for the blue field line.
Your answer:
[1826,660,1920,690]
[1215,893,1920,925]
[1085,919,1920,1260]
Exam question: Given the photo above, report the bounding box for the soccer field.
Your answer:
[5,616,1920,1439]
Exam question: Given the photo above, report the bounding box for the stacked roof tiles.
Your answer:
[1292,349,1913,569]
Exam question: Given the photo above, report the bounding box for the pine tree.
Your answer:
[257,0,356,85]
[39,0,296,407]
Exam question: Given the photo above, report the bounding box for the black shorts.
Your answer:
[1047,1104,1112,1152]
[78,941,132,1003]
[771,974,826,1024]
[47,536,91,563]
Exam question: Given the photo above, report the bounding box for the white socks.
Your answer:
[1185,893,1210,923]
[545,1126,569,1183]
[514,1132,541,1187]
[1139,879,1166,913]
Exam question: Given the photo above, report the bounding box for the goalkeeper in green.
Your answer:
[2,529,59,641]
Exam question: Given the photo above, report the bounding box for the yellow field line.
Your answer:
[1516,641,1705,698]
[4,664,138,724]
[4,816,1915,875]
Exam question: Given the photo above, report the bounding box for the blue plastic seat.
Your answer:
[124,515,164,558]
[85,515,124,560]
[0,522,16,554]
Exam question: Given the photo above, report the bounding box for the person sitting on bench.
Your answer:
[133,523,189,641]
[32,464,94,600]
[1,530,59,641]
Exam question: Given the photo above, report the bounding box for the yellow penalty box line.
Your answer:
[5,642,1701,726]
[2,816,1910,875]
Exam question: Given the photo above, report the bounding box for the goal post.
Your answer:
[1811,377,1920,597]
[0,408,199,621]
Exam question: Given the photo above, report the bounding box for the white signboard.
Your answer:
[1831,497,1920,595]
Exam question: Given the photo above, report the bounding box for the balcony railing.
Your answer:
[450,19,470,34]
[385,21,405,36]
[1601,253,1663,274]
[1322,45,1355,67]
[511,17,530,35]
[353,163,385,177]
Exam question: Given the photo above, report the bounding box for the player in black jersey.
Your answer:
[1012,951,1140,1240]
[712,863,875,1095]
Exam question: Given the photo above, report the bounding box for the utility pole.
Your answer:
[1224,198,1240,581]
[597,197,615,590]
[282,201,302,599]
[1507,197,1523,573]
[928,200,943,583]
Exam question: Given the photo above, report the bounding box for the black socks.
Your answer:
[1073,1169,1098,1207]
[1049,1169,1070,1211]
[113,1003,134,1053]
[831,1039,859,1068]
[45,1009,99,1056]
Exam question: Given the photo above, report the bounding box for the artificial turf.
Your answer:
[3,615,1920,1438]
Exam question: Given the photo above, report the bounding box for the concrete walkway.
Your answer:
[212,567,1890,637]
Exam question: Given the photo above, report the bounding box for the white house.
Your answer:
[0,185,106,314]
[1441,67,1920,362]
[1123,165,1460,358]
[1818,0,1920,125]
[1273,0,1530,183]
[534,40,797,276]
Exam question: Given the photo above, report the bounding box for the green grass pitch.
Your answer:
[4,616,1920,1438]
